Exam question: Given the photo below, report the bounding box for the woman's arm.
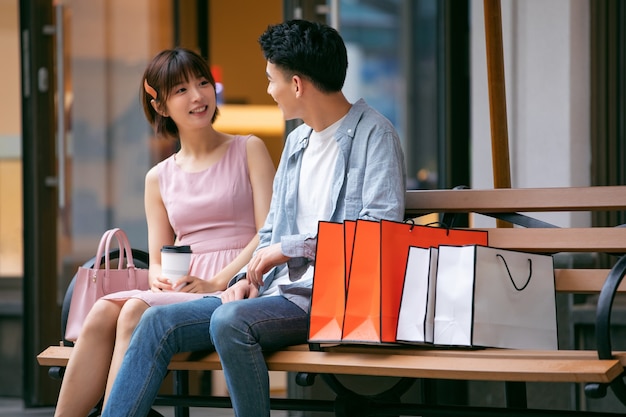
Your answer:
[144,165,176,289]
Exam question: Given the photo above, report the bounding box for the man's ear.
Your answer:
[292,75,304,98]
[150,99,168,117]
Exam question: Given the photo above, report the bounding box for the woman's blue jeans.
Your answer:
[101,295,309,417]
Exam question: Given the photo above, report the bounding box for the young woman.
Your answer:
[53,48,275,417]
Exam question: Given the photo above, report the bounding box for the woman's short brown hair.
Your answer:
[141,48,219,139]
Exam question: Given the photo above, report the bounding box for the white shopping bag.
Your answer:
[396,247,438,344]
[434,245,558,350]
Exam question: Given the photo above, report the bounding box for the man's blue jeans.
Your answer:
[101,295,309,417]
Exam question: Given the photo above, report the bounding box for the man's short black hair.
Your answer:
[259,20,348,93]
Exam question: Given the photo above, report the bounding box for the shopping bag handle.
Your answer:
[496,253,532,291]
[403,218,453,235]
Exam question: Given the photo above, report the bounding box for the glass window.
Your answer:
[339,0,468,190]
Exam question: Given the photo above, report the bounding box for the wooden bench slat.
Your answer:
[263,351,621,383]
[38,344,625,384]
[402,225,626,253]
[405,187,626,214]
[482,227,626,253]
[37,346,72,367]
[555,269,626,293]
[316,345,626,368]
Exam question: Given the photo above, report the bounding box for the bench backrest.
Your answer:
[405,186,626,294]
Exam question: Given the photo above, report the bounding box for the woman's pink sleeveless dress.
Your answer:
[103,135,257,305]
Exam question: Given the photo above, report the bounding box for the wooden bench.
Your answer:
[37,186,626,416]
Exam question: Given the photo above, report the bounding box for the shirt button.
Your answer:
[347,129,352,133]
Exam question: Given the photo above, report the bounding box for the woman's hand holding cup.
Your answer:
[160,245,192,291]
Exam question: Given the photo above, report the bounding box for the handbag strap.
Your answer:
[113,229,136,269]
[94,228,137,272]
[104,228,125,271]
[93,229,118,272]
[92,228,144,292]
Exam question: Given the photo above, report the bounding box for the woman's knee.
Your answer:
[81,300,121,337]
[117,299,150,336]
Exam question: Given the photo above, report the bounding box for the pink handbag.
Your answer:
[65,228,150,341]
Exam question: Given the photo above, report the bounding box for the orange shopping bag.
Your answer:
[308,221,356,343]
[342,220,381,343]
[342,219,489,344]
[344,220,357,289]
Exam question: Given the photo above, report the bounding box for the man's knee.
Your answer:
[210,302,243,340]
[133,304,164,333]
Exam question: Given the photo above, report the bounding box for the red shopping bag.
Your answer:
[342,220,382,342]
[342,219,489,344]
[308,221,356,343]
[344,220,356,289]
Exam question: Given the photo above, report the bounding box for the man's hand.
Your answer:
[175,276,223,293]
[220,279,259,303]
[246,243,289,287]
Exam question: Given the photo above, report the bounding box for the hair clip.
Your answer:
[144,79,158,100]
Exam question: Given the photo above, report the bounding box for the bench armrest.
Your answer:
[590,255,626,403]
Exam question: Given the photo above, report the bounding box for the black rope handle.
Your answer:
[496,253,532,291]
[403,218,452,235]
[403,217,416,231]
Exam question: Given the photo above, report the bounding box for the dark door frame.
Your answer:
[591,0,625,229]
[20,0,61,406]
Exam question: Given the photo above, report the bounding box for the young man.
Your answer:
[102,19,406,417]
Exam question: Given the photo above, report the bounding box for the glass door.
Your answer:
[22,0,174,405]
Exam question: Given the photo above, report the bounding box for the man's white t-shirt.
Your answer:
[263,116,344,296]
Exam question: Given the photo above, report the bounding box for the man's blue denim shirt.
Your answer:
[231,99,406,311]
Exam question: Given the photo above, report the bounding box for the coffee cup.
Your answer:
[161,245,192,291]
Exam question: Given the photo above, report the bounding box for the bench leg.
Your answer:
[504,381,527,408]
[422,380,468,405]
[173,370,190,417]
